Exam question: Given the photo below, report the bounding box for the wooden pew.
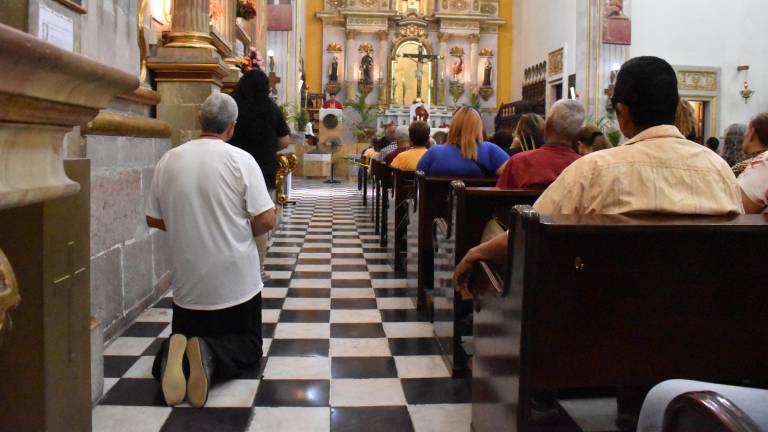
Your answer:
[415,172,497,309]
[391,168,417,272]
[663,391,761,432]
[470,206,768,432]
[432,182,542,377]
[373,162,394,247]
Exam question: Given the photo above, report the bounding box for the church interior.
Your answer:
[1,0,767,431]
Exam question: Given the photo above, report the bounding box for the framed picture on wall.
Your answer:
[54,0,87,14]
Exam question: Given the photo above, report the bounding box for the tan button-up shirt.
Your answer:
[533,125,744,215]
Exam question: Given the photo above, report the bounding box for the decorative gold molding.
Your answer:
[450,46,465,57]
[358,43,374,54]
[479,47,494,57]
[165,32,216,49]
[275,153,298,205]
[117,86,162,106]
[210,28,233,59]
[548,48,564,77]
[327,42,343,53]
[0,248,20,343]
[82,112,172,138]
[677,70,718,92]
[54,0,87,14]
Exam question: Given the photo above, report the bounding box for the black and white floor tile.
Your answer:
[94,180,622,432]
[94,181,472,432]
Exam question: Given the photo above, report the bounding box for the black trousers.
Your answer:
[152,293,263,383]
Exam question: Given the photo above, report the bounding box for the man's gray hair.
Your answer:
[200,92,239,134]
[395,125,410,143]
[546,99,586,143]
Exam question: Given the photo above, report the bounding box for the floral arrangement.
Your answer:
[232,56,254,73]
[249,47,265,71]
[209,0,221,21]
[237,0,258,21]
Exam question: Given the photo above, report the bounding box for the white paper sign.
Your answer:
[38,4,74,52]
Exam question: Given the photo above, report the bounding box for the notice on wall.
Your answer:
[38,4,75,52]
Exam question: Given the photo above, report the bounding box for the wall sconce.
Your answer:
[737,65,754,104]
[741,80,755,104]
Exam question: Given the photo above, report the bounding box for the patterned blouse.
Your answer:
[732,150,768,177]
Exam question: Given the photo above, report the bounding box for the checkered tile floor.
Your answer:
[93,181,472,432]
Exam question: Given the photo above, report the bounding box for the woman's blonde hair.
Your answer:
[675,98,698,140]
[447,107,484,160]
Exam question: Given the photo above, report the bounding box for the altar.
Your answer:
[316,0,504,142]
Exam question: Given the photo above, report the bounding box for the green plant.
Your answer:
[597,112,623,145]
[295,110,309,132]
[469,92,483,110]
[349,93,379,140]
[279,103,296,125]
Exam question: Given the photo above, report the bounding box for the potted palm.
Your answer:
[349,93,378,143]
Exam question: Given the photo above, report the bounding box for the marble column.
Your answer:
[469,33,480,94]
[378,30,389,105]
[149,0,229,145]
[438,32,449,106]
[167,0,214,48]
[345,29,357,102]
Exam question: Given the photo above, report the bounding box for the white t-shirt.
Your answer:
[147,138,275,310]
[738,151,768,213]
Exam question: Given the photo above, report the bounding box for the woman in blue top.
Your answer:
[416,107,509,177]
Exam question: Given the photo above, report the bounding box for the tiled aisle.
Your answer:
[93,181,472,432]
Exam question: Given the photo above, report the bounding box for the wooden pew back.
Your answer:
[391,169,417,272]
[433,183,542,376]
[471,207,768,431]
[415,172,497,309]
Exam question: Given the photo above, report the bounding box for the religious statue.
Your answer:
[603,0,631,45]
[452,58,464,79]
[360,53,374,83]
[329,56,339,82]
[482,60,493,87]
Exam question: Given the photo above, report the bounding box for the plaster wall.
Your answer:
[630,0,768,133]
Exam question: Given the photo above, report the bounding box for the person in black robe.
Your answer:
[229,69,290,281]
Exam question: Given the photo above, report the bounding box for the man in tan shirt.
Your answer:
[455,56,743,293]
[453,55,744,428]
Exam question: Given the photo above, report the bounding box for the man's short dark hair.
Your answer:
[409,121,431,147]
[612,56,679,129]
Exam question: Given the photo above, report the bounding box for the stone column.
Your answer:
[438,32,450,106]
[345,29,357,102]
[149,0,229,145]
[469,33,480,94]
[378,30,389,105]
[167,0,214,48]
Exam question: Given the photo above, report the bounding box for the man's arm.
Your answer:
[741,190,765,214]
[146,216,166,231]
[250,207,277,237]
[453,231,508,300]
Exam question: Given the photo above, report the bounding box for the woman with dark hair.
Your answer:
[721,123,747,166]
[512,113,545,153]
[228,69,291,282]
[489,129,515,155]
[732,113,768,177]
[577,125,613,155]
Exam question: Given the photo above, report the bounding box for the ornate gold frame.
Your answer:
[388,38,435,105]
[54,0,86,14]
[0,248,21,342]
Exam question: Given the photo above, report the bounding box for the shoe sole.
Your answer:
[186,337,209,408]
[162,334,187,406]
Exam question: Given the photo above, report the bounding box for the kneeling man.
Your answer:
[146,92,276,407]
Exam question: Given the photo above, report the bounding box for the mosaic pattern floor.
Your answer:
[93,181,472,432]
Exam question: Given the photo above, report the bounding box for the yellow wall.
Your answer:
[305,0,323,95]
[497,0,514,107]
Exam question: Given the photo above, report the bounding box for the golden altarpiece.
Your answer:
[316,0,504,130]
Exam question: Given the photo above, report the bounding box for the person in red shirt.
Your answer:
[496,100,585,190]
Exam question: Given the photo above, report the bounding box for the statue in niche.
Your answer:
[603,0,631,45]
[451,58,464,80]
[360,52,374,83]
[329,56,339,82]
[482,60,493,86]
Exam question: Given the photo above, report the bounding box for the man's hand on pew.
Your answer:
[453,231,509,301]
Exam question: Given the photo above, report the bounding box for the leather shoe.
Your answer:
[186,337,215,407]
[160,334,188,406]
